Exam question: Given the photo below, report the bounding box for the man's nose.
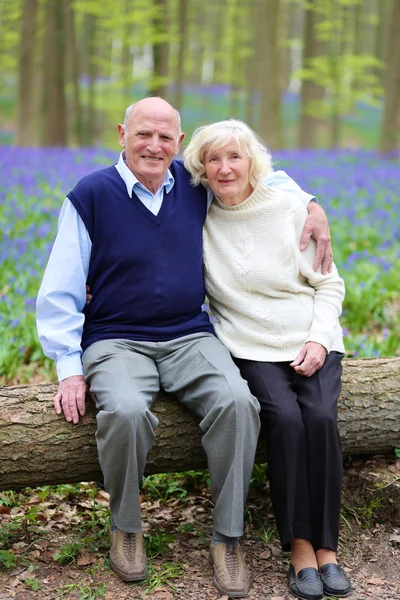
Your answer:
[148,135,161,152]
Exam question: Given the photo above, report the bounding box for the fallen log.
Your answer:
[0,357,399,491]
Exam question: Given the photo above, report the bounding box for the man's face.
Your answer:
[118,101,184,192]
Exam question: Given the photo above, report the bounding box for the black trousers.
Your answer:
[234,352,344,552]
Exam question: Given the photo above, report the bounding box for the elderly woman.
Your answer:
[183,120,351,600]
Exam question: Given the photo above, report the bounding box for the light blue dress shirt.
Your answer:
[36,152,316,381]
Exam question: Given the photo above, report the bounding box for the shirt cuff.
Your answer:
[304,193,318,203]
[56,352,84,382]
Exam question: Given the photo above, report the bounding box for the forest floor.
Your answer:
[0,456,399,600]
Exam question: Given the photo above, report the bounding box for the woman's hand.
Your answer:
[86,284,92,305]
[290,342,327,377]
[300,202,332,274]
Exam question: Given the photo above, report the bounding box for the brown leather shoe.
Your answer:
[209,543,251,598]
[110,530,147,582]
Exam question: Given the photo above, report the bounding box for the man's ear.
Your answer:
[117,124,125,147]
[175,132,185,155]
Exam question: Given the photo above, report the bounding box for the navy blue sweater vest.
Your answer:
[67,160,214,350]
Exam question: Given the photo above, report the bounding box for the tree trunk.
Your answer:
[380,0,400,153]
[258,0,282,149]
[15,0,38,146]
[65,0,83,146]
[85,14,97,146]
[173,0,188,111]
[298,2,325,149]
[121,0,133,102]
[41,0,67,146]
[244,0,258,130]
[151,0,170,98]
[1,358,399,491]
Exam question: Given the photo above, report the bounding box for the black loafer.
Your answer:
[288,564,324,600]
[319,563,351,597]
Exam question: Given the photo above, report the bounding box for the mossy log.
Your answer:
[0,357,399,491]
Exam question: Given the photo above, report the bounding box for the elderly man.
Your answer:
[37,97,332,598]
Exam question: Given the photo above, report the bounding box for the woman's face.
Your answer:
[204,142,253,206]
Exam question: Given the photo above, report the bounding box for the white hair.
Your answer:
[183,119,272,189]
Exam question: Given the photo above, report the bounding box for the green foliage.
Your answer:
[0,549,17,569]
[144,528,176,559]
[259,525,276,544]
[362,498,384,528]
[0,490,18,507]
[395,448,400,459]
[297,54,383,117]
[249,463,268,492]
[140,562,184,595]
[142,473,188,503]
[53,542,81,564]
[24,576,40,592]
[56,582,106,600]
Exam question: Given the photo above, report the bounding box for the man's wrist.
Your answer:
[57,353,84,382]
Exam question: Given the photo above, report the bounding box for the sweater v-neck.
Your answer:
[130,186,171,225]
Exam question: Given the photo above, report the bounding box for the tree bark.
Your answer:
[298,2,326,149]
[151,0,170,98]
[41,0,67,146]
[15,0,38,146]
[380,0,400,153]
[173,0,188,111]
[1,358,399,491]
[65,0,84,146]
[258,0,283,149]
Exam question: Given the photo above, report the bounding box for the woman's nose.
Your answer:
[219,161,231,173]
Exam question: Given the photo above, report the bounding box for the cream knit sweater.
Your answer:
[203,183,345,362]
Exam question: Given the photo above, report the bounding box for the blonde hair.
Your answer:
[183,119,272,189]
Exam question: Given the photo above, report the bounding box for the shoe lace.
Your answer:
[225,544,239,580]
[122,532,137,560]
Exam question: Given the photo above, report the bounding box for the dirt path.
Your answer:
[0,462,399,600]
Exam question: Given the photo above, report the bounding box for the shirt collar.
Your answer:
[115,151,175,197]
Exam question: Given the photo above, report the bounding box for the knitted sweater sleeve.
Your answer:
[294,206,345,352]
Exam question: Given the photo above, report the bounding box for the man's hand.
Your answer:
[53,375,87,424]
[300,202,332,274]
[290,342,327,377]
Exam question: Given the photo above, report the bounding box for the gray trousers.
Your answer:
[82,333,260,537]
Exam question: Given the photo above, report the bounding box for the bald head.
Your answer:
[123,98,182,137]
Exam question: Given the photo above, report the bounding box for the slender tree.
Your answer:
[121,0,134,102]
[380,0,400,152]
[82,12,97,146]
[258,0,282,148]
[41,0,67,146]
[174,0,188,111]
[15,0,38,146]
[151,0,170,98]
[298,2,325,148]
[65,0,84,146]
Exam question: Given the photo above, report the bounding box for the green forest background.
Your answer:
[1,0,400,152]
